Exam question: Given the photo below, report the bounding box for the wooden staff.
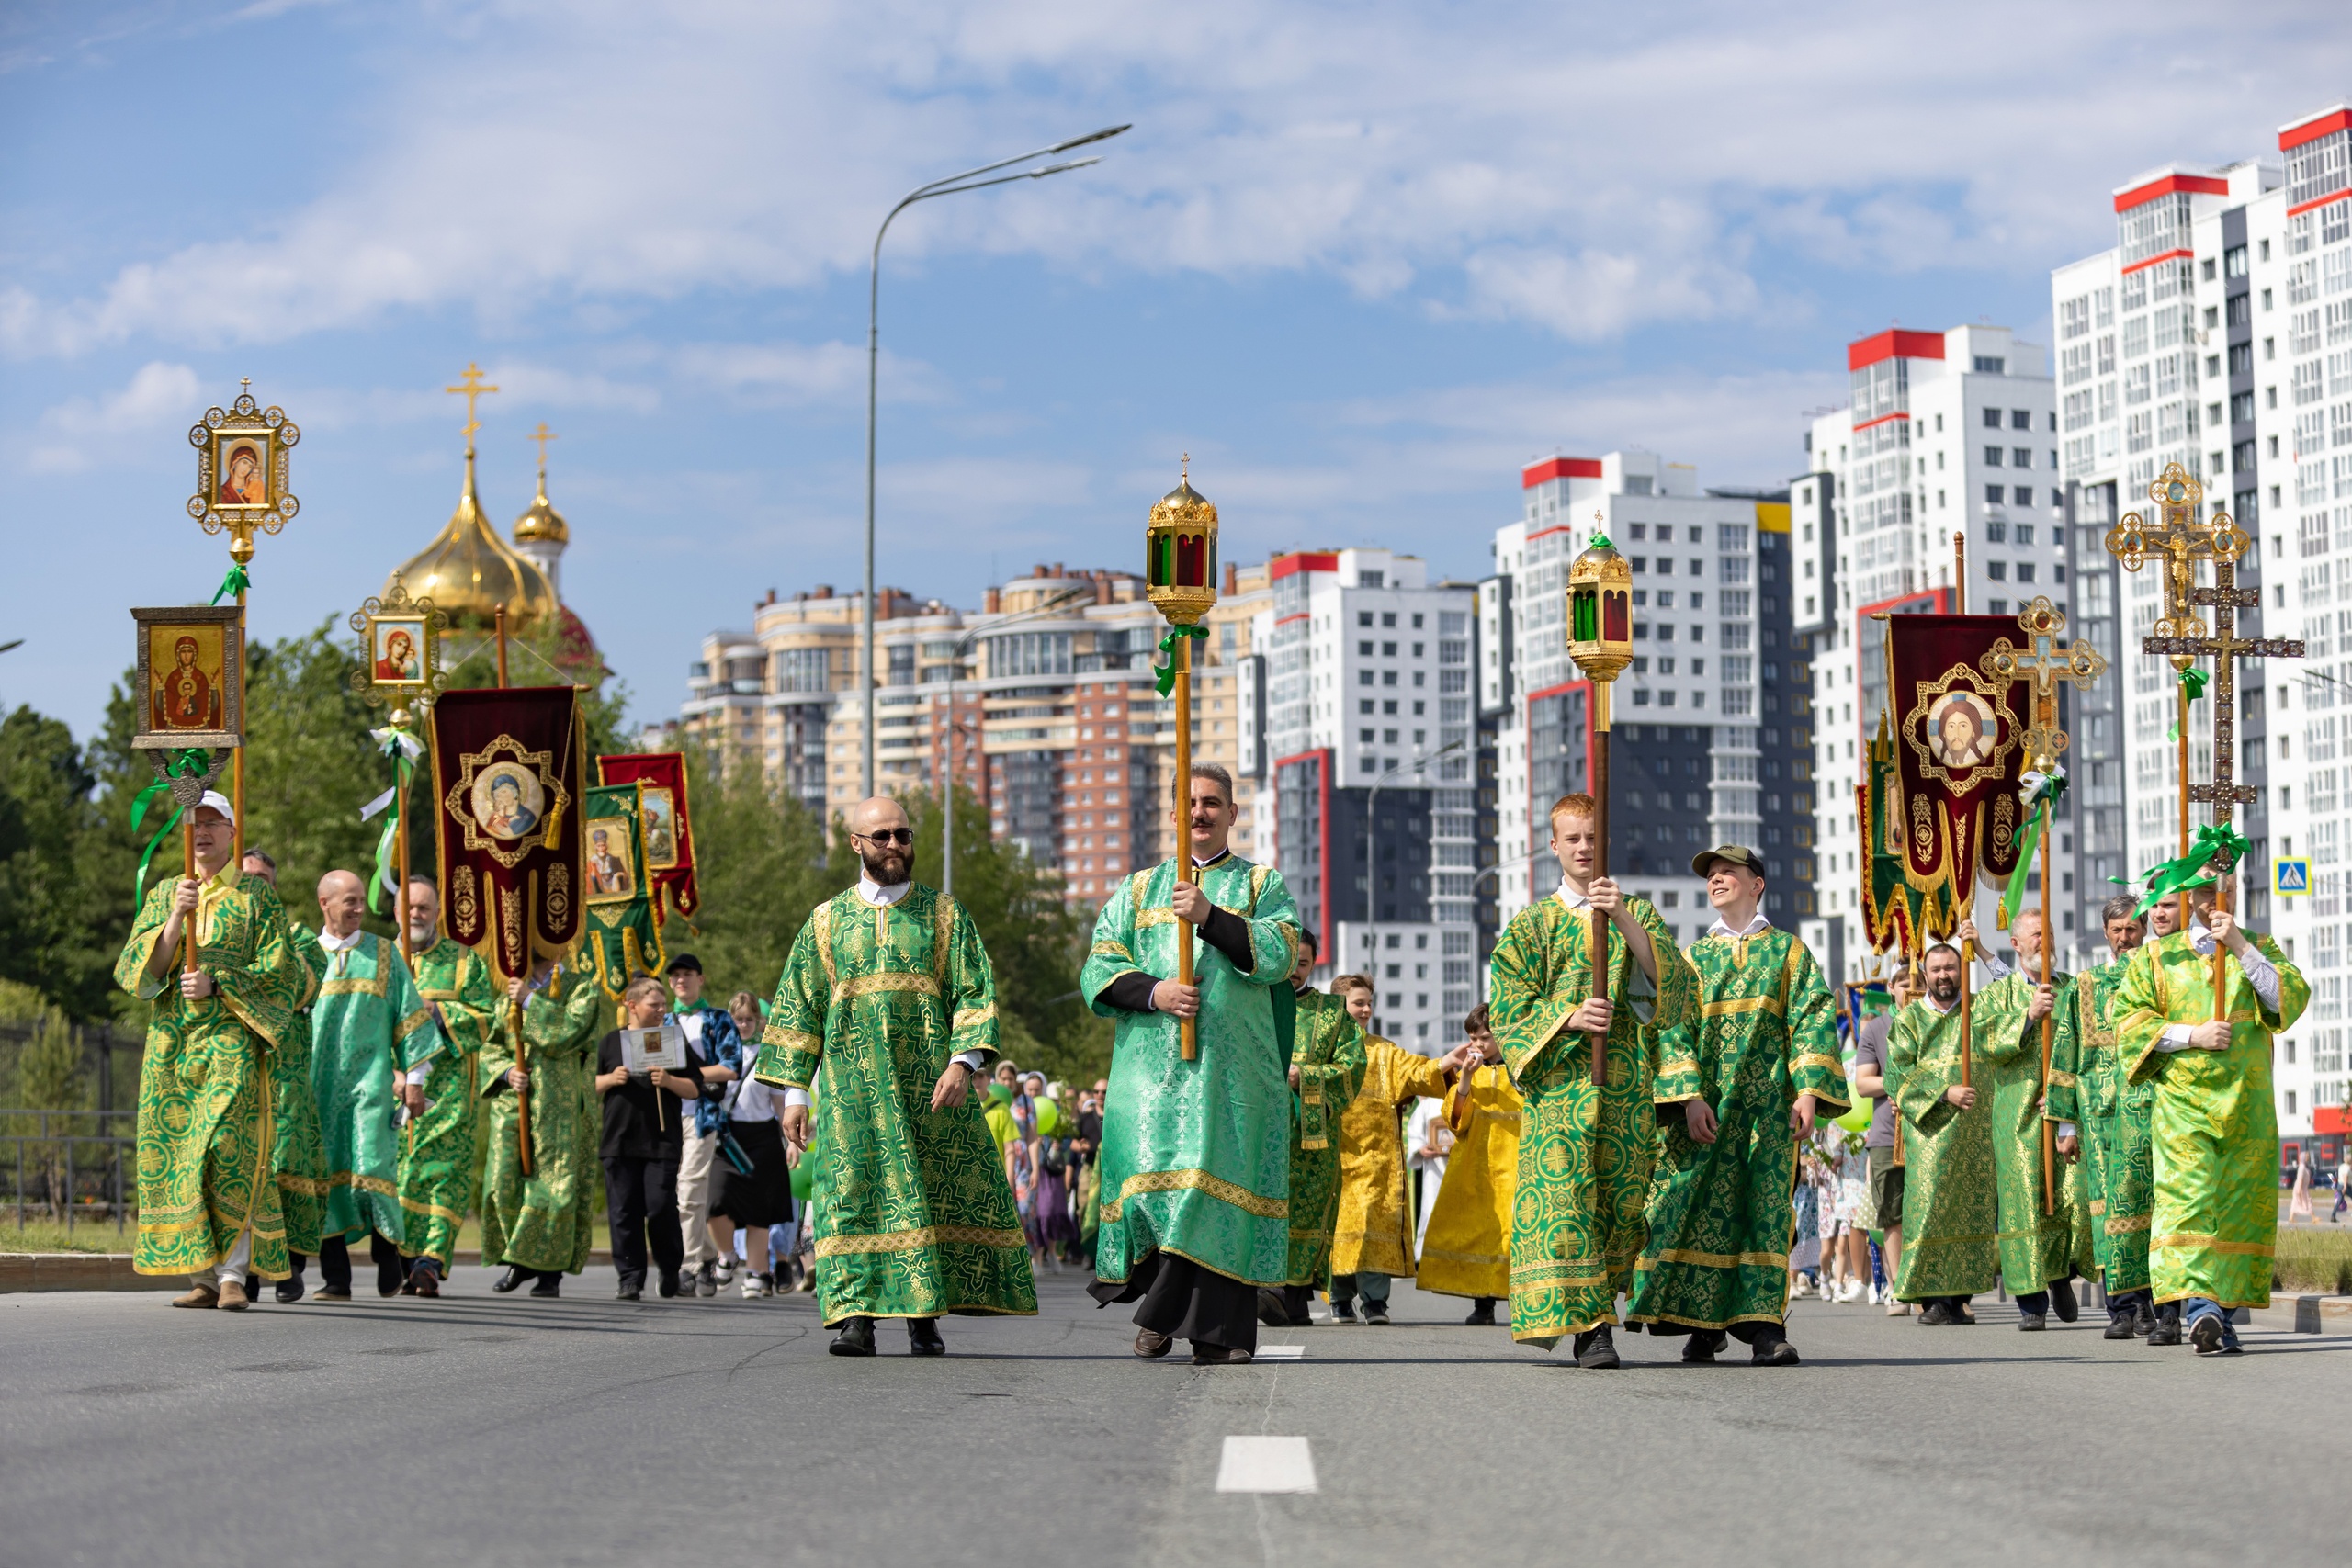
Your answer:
[1173,628,1197,1061]
[1588,728,1611,1088]
[182,804,201,978]
[494,602,512,687]
[2178,680,2193,941]
[2039,818,2056,1215]
[2211,859,2232,1021]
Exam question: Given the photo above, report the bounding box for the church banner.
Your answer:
[1883,615,2029,913]
[580,778,664,997]
[596,751,697,920]
[428,686,586,981]
[1858,713,1953,954]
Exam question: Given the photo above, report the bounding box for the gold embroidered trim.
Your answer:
[2151,1232,2271,1258]
[813,1224,1026,1258]
[277,1175,330,1196]
[814,901,837,993]
[762,1024,821,1054]
[398,1195,466,1224]
[1091,941,1134,960]
[1703,994,1784,1019]
[2047,1070,2079,1087]
[932,892,954,984]
[1646,1247,1789,1269]
[1791,1052,1844,1076]
[1101,1168,1287,1223]
[397,1007,432,1040]
[2105,1213,2152,1235]
[1510,1258,1610,1287]
[320,976,389,998]
[951,1003,997,1031]
[2088,1199,2108,1215]
[330,1172,401,1197]
[835,972,941,1002]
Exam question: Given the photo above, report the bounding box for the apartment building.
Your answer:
[1796,325,2082,980]
[1486,452,1812,948]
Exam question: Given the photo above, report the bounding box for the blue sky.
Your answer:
[5,0,2347,739]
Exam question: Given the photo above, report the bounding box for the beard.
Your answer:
[858,842,914,886]
[1928,981,1959,1004]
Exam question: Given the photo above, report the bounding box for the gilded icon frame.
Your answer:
[131,604,245,750]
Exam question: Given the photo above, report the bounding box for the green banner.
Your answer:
[579,779,664,998]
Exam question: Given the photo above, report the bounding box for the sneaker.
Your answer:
[741,1271,770,1299]
[714,1258,738,1287]
[695,1263,718,1298]
[2188,1314,2233,1356]
[2133,1298,2158,1337]
[2146,1310,2183,1347]
[1363,1301,1391,1325]
[2017,1311,2047,1332]
[616,1283,643,1302]
[1330,1300,1359,1325]
[1572,1325,1620,1369]
[1750,1329,1800,1366]
[1679,1327,1727,1362]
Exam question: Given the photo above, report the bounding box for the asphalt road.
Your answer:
[4,1267,2345,1568]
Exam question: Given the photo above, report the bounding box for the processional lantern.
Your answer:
[1563,519,1633,1089]
[1146,459,1218,1062]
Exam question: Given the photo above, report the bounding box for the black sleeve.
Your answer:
[1198,906,1254,971]
[1095,972,1159,1014]
[596,1031,624,1074]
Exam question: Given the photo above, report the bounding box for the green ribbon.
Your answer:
[2000,768,2068,928]
[2166,664,2208,741]
[130,748,214,897]
[1153,624,1209,697]
[2124,821,2252,919]
[1589,530,1616,550]
[210,561,251,605]
[363,726,421,914]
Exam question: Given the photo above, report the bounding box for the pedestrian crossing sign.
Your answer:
[2275,858,2311,897]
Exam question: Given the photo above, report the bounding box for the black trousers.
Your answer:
[321,1230,405,1293]
[604,1154,684,1291]
[1089,1249,1258,1352]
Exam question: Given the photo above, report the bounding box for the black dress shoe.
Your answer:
[492,1264,532,1294]
[616,1284,642,1302]
[1135,1327,1173,1358]
[2134,1298,2158,1337]
[657,1271,681,1299]
[1750,1330,1801,1366]
[528,1272,562,1299]
[2051,1276,2080,1323]
[1464,1300,1498,1326]
[275,1272,306,1305]
[2103,1312,2138,1339]
[1681,1327,1728,1361]
[2146,1310,2183,1347]
[1572,1325,1620,1369]
[908,1318,945,1357]
[830,1317,876,1357]
[1917,1302,1957,1326]
[1257,1289,1291,1327]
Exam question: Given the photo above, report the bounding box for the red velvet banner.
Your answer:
[595,751,697,921]
[1883,615,2029,911]
[428,687,586,980]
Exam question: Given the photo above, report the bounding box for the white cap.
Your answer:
[195,789,236,827]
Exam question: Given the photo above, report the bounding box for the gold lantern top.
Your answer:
[1145,457,1219,626]
[1566,529,1634,686]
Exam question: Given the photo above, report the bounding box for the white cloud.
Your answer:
[671,341,948,409]
[7,1,2348,355]
[23,358,201,471]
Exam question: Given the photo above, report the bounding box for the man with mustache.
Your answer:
[760,796,1035,1357]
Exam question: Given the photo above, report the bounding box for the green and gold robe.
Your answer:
[1084,856,1303,1292]
[479,962,605,1276]
[399,935,497,1267]
[1630,925,1845,1332]
[269,922,332,1257]
[2114,928,2309,1309]
[1283,987,1367,1286]
[1970,968,2083,1294]
[1487,892,1697,1346]
[2075,953,2155,1292]
[115,868,306,1280]
[755,884,1035,1322]
[311,931,445,1247]
[1886,998,1997,1300]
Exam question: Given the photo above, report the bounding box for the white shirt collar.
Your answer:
[857,876,910,907]
[1924,992,1960,1016]
[1707,910,1771,941]
[1554,881,1591,910]
[319,925,366,953]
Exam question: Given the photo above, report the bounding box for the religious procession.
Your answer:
[99,389,2299,1373]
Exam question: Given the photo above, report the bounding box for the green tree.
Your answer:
[668,746,834,1003]
[0,707,114,1019]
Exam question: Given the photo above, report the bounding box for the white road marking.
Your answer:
[1255,1344,1306,1359]
[1216,1435,1318,1494]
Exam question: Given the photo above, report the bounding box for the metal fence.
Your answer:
[1,1018,143,1235]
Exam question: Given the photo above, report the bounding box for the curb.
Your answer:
[2,1249,615,1293]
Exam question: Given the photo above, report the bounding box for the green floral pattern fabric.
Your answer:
[478,963,605,1275]
[1283,987,1366,1285]
[1969,969,2084,1294]
[400,936,498,1266]
[268,922,332,1257]
[2075,954,2154,1292]
[311,931,445,1247]
[1886,999,1997,1301]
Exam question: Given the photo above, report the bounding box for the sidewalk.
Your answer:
[1,1248,613,1292]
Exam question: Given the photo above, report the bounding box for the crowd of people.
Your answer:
[119,769,2300,1370]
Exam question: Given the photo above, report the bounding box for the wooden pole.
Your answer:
[1174,629,1197,1062]
[2039,817,2056,1215]
[2211,841,2232,1021]
[1957,931,1973,1091]
[182,805,200,979]
[233,577,248,870]
[1589,725,1611,1088]
[2178,681,2193,939]
[494,603,512,688]
[1953,531,1967,614]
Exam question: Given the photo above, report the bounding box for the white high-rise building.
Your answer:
[1487,451,1814,946]
[2051,102,2352,1156]
[1795,325,2075,980]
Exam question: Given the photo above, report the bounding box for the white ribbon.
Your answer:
[359,785,398,823]
[2018,764,2064,807]
[371,726,425,762]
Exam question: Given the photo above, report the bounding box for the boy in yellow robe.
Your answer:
[1418,1004,1521,1325]
[1325,973,1448,1323]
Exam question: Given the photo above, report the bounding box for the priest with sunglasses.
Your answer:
[756,796,1035,1357]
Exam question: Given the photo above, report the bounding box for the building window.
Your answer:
[1976,357,2006,374]
[1986,484,2005,505]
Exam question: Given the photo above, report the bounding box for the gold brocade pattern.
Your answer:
[1103,1167,1288,1223]
[816,1224,1028,1258]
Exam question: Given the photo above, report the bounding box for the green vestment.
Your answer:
[755,884,1035,1322]
[2114,929,2309,1309]
[400,935,498,1266]
[1487,893,1698,1346]
[1886,998,1996,1300]
[269,922,332,1256]
[1969,968,2083,1294]
[1083,856,1303,1292]
[1283,987,1367,1286]
[115,868,305,1280]
[478,963,605,1275]
[2075,953,2155,1292]
[311,931,444,1247]
[1629,926,1846,1333]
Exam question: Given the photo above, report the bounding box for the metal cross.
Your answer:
[1983,596,2108,773]
[527,422,558,479]
[445,362,500,446]
[2105,462,2245,671]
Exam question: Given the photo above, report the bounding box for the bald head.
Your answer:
[318,870,367,939]
[847,795,915,887]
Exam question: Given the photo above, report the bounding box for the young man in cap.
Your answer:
[663,952,744,1295]
[115,792,307,1309]
[1629,845,1847,1365]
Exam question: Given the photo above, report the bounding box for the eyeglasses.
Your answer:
[855,828,914,846]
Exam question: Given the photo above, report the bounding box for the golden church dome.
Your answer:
[389,447,558,627]
[514,476,569,546]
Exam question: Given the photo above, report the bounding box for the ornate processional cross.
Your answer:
[1983,596,2106,773]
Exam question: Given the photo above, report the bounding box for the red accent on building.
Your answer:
[1274,747,1335,958]
[2287,190,2352,220]
[1270,552,1339,581]
[1852,411,1911,434]
[1525,524,1580,543]
[1521,457,1603,488]
[2316,1106,2350,1135]
[2110,173,2231,212]
[1846,330,1946,371]
[2280,107,2352,152]
[2120,247,2194,277]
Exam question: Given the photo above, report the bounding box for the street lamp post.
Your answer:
[862,123,1130,797]
[939,586,1089,900]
